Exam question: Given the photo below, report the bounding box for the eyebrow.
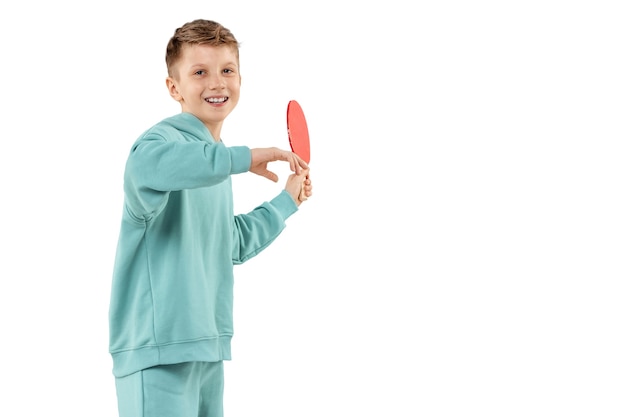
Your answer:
[188,61,238,68]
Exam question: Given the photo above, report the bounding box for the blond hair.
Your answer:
[165,19,240,77]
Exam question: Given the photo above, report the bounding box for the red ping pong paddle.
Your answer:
[286,100,311,201]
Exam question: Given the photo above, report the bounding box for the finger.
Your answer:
[296,155,308,174]
[293,154,308,172]
[298,155,308,170]
[298,186,308,202]
[261,170,279,182]
[291,156,299,175]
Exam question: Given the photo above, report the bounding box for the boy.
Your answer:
[108,19,312,417]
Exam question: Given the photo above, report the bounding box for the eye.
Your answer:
[223,68,235,75]
[194,70,205,76]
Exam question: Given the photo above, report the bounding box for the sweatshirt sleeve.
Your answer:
[124,133,251,218]
[231,190,299,264]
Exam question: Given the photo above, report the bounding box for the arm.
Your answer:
[127,135,250,191]
[124,134,250,218]
[231,168,313,263]
[231,191,298,264]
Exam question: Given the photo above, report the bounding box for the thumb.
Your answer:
[259,169,278,182]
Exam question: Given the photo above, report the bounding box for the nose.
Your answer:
[208,74,226,89]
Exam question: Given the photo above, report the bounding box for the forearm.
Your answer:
[127,137,251,192]
[231,191,298,264]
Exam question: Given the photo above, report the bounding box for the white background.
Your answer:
[1,1,624,416]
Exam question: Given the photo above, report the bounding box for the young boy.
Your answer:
[108,19,312,417]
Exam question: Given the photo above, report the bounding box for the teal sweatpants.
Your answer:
[115,361,224,417]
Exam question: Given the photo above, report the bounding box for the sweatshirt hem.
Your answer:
[111,335,232,378]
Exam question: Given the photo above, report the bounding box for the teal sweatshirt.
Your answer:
[109,112,298,377]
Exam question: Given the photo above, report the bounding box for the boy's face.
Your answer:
[166,44,241,137]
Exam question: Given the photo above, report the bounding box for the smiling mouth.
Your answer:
[206,97,228,103]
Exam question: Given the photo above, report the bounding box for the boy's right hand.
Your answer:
[250,147,308,182]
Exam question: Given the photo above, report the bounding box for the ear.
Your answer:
[166,76,182,102]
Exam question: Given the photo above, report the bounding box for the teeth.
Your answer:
[207,97,227,103]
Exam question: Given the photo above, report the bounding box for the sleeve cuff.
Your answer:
[269,190,299,221]
[228,146,252,174]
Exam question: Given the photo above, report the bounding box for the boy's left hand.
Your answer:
[285,169,312,206]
